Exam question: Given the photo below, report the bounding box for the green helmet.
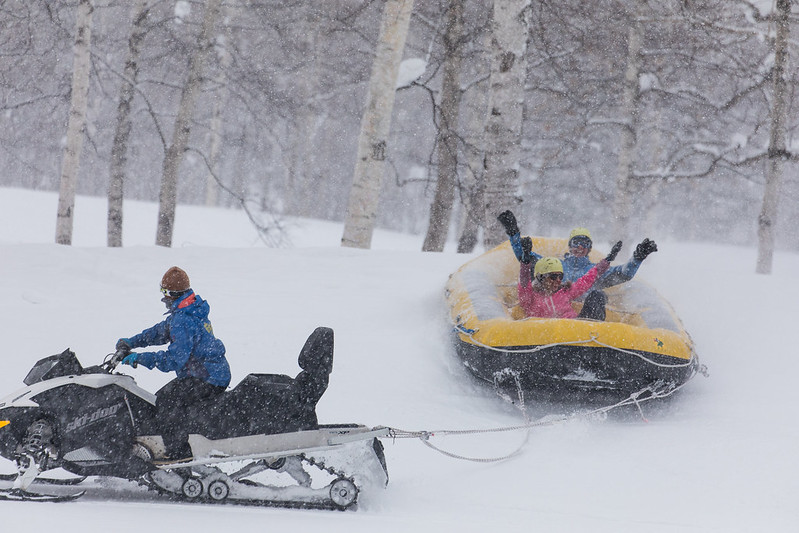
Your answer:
[569,227,592,240]
[534,257,564,278]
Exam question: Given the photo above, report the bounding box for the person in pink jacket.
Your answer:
[518,240,622,320]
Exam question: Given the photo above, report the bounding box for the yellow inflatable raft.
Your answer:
[445,238,699,398]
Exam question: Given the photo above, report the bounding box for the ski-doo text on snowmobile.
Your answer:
[0,327,388,509]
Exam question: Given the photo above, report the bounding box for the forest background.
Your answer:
[0,0,796,263]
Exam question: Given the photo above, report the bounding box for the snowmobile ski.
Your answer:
[0,473,86,485]
[0,488,85,502]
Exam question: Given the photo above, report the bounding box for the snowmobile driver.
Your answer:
[115,266,231,460]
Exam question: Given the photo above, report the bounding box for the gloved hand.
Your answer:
[116,338,132,354]
[497,210,519,236]
[520,237,533,264]
[634,238,658,261]
[121,353,139,368]
[605,241,623,262]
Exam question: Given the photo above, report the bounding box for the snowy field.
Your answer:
[0,187,797,532]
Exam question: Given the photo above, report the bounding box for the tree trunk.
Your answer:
[341,0,414,249]
[286,6,322,218]
[107,0,151,247]
[422,0,464,252]
[481,0,529,249]
[229,126,248,209]
[456,23,492,254]
[55,0,93,246]
[156,0,222,247]
[756,0,791,274]
[204,2,232,207]
[457,176,483,253]
[611,3,643,243]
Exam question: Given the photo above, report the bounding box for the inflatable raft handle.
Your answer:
[454,324,476,335]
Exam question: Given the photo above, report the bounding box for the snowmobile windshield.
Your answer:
[23,359,60,385]
[23,350,84,385]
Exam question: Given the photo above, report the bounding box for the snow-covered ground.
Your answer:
[1,187,797,531]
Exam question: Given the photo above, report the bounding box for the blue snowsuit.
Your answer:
[127,290,230,388]
[509,233,642,290]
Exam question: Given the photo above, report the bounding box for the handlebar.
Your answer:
[101,349,132,373]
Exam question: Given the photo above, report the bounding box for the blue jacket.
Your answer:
[510,233,641,290]
[127,291,230,388]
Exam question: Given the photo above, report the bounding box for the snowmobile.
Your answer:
[0,327,389,509]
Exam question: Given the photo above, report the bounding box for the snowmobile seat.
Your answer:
[297,326,334,376]
[209,373,316,437]
[186,327,335,440]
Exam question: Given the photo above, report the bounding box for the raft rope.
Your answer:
[455,326,700,370]
[590,336,697,369]
[384,364,705,464]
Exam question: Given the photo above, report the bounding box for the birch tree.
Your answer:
[285,6,322,218]
[341,0,414,249]
[422,0,464,252]
[55,0,93,246]
[204,2,232,207]
[156,0,221,247]
[107,0,152,247]
[481,0,529,249]
[756,0,791,274]
[610,1,643,243]
[456,16,492,254]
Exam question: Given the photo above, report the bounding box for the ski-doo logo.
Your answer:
[65,403,123,432]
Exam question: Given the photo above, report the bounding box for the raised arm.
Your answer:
[498,210,542,263]
[516,237,539,311]
[596,238,657,289]
[567,241,620,298]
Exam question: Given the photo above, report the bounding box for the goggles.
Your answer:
[539,272,563,281]
[568,236,592,249]
[160,287,184,299]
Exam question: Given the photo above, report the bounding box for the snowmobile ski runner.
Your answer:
[0,327,388,509]
[0,472,86,484]
[0,487,85,503]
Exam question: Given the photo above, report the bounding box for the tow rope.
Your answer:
[390,319,709,463]
[383,366,705,464]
